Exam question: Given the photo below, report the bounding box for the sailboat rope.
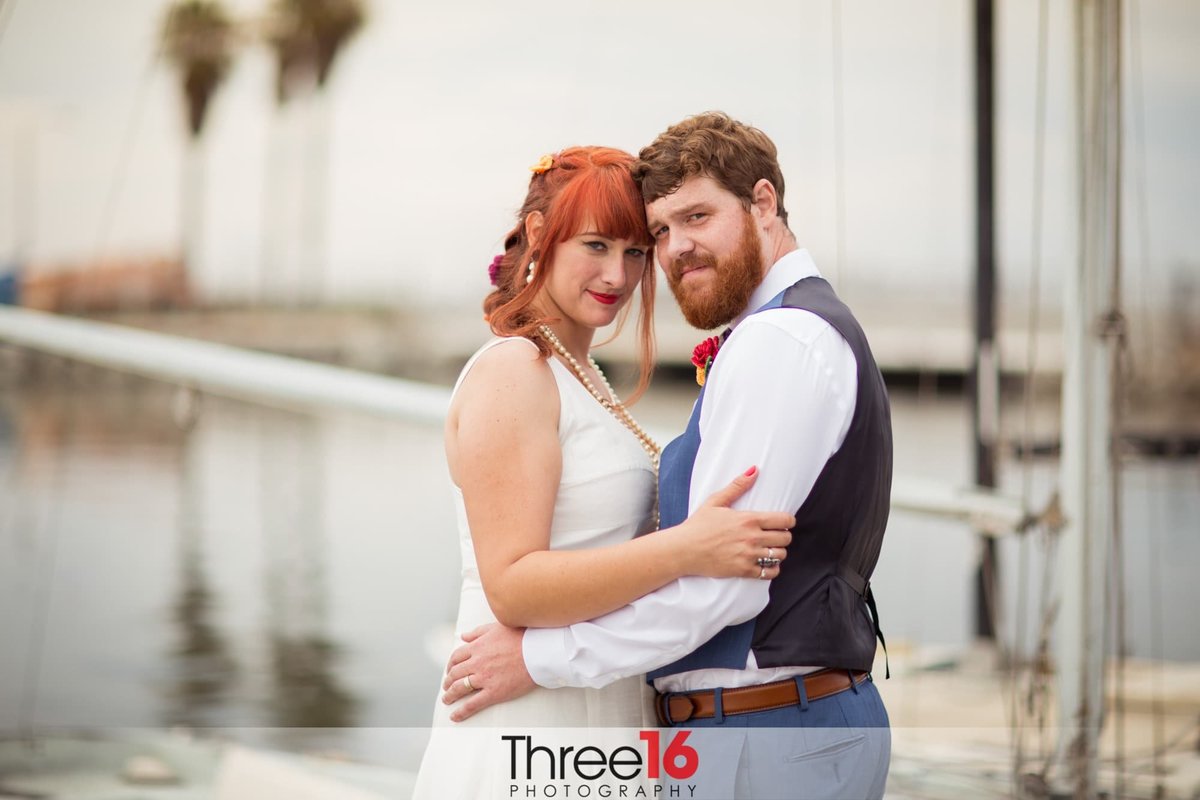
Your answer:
[1126,0,1167,788]
[830,0,847,294]
[1008,0,1053,787]
[0,0,19,47]
[90,43,167,291]
[1096,3,1132,794]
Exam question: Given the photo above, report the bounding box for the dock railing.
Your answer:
[0,305,1025,535]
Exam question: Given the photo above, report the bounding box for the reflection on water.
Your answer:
[257,415,356,729]
[160,412,358,731]
[0,355,463,741]
[0,352,1197,745]
[164,516,240,726]
[163,420,238,728]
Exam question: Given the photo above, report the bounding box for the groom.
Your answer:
[442,112,893,799]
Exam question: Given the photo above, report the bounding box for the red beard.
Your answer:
[665,211,764,331]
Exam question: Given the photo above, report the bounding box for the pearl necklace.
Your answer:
[538,325,661,524]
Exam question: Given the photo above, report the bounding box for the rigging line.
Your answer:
[830,0,846,294]
[0,363,38,614]
[1079,5,1118,791]
[90,42,167,268]
[1127,0,1165,787]
[1008,527,1030,787]
[0,0,17,47]
[16,378,74,737]
[1149,468,1171,782]
[1064,8,1100,788]
[1103,3,1129,797]
[1108,429,1128,800]
[1012,2,1051,790]
[1019,0,1050,515]
[1033,518,1062,779]
[1127,0,1155,378]
[0,365,30,535]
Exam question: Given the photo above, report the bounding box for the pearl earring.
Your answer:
[526,260,536,284]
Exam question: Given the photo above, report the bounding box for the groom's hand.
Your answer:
[440,623,536,722]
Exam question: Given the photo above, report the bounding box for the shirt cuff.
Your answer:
[522,625,570,688]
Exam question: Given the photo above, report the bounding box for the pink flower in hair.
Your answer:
[487,254,504,286]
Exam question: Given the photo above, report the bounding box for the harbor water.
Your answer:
[1,354,1196,758]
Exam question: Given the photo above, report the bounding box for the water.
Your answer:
[1,358,1197,746]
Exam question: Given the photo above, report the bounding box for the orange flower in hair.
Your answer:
[530,154,555,175]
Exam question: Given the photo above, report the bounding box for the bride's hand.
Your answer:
[676,466,795,580]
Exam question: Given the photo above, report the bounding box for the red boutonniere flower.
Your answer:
[691,336,722,386]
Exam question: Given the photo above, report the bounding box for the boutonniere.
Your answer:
[691,336,722,386]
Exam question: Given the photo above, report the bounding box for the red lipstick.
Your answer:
[588,291,619,305]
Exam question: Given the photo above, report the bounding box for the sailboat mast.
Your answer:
[972,0,1000,642]
[1055,0,1123,795]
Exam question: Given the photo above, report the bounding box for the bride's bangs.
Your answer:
[552,163,651,247]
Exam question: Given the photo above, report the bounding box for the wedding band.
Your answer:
[462,674,476,692]
[756,556,781,568]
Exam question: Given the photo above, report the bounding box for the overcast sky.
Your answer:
[0,0,1196,312]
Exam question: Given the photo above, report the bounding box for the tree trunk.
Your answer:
[300,88,332,307]
[182,135,207,305]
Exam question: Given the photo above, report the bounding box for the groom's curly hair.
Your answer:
[634,111,789,226]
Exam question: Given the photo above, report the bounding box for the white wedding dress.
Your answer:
[412,337,658,799]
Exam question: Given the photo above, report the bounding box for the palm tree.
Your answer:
[161,0,236,306]
[263,0,365,307]
[268,0,365,100]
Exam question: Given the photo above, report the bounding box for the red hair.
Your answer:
[484,146,657,402]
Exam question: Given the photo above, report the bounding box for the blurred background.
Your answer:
[0,0,1197,794]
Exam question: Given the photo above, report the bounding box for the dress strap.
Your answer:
[450,336,540,400]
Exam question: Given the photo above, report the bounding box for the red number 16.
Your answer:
[639,730,699,779]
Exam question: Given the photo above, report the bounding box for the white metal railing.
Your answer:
[887,475,1024,536]
[0,305,1025,533]
[0,305,449,422]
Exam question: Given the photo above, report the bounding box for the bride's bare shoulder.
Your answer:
[453,338,557,418]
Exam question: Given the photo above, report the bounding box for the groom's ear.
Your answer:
[524,211,545,255]
[750,179,780,223]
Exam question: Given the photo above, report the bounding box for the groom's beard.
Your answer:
[664,211,764,331]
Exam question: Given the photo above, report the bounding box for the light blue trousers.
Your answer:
[665,675,890,800]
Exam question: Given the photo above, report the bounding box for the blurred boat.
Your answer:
[20,256,189,313]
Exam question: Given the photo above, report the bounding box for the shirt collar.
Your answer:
[730,248,822,330]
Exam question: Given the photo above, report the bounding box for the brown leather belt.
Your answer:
[654,669,869,726]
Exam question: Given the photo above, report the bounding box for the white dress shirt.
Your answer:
[522,249,859,692]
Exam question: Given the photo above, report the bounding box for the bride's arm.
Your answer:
[451,342,792,629]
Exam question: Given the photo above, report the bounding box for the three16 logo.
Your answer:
[502,731,699,782]
[638,731,698,780]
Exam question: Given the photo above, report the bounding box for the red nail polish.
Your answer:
[744,466,757,476]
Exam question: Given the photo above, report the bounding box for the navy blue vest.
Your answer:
[647,276,892,679]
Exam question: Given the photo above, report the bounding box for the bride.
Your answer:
[412,146,794,797]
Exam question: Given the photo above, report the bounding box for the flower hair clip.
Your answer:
[487,254,504,286]
[530,154,555,175]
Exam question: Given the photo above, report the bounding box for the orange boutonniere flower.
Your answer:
[691,336,722,386]
[530,154,555,175]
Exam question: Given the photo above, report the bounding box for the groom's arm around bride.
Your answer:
[444,112,893,800]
